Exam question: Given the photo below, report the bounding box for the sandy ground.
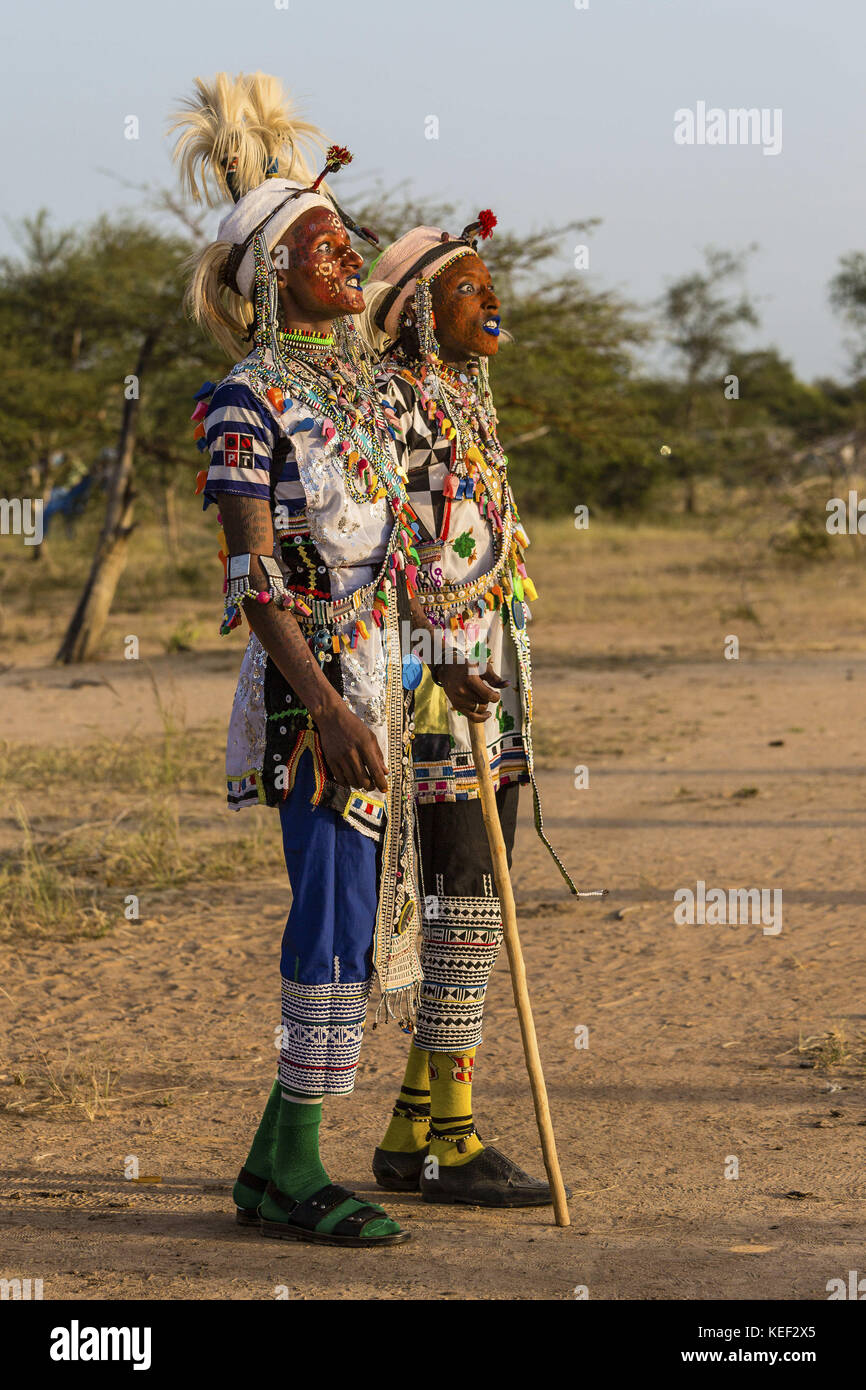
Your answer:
[1,518,864,1300]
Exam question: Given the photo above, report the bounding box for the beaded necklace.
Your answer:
[279,327,334,352]
[391,349,506,517]
[231,235,426,595]
[384,347,538,628]
[436,360,508,513]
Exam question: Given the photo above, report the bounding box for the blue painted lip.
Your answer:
[482,314,501,337]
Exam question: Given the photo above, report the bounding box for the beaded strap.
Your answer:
[392,1099,431,1122]
[427,1122,479,1153]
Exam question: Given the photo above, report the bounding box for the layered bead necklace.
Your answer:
[191,327,426,643]
[390,348,508,524]
[238,308,426,599]
[386,348,538,630]
[259,327,408,509]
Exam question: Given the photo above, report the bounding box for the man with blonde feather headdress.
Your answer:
[169,72,499,1246]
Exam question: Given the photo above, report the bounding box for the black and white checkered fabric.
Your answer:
[381,372,452,544]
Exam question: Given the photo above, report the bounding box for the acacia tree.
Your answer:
[659,245,759,511]
[490,273,655,511]
[51,221,201,660]
[0,213,112,555]
[829,251,866,378]
[56,325,157,663]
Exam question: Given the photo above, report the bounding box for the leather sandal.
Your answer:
[234,1165,267,1227]
[259,1180,410,1247]
[372,1145,428,1192]
[421,1144,570,1208]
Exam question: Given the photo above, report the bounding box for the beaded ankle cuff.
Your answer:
[392,1099,431,1123]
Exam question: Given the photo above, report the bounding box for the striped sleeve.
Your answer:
[203,381,278,506]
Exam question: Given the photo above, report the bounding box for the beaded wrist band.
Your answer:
[221,553,290,634]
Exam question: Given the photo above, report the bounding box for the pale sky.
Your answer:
[3,0,864,380]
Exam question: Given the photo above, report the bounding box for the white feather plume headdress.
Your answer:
[170,71,335,356]
[168,71,327,207]
[170,72,378,359]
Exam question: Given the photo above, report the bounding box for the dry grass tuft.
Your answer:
[2,1044,119,1122]
[786,1024,866,1071]
[0,805,111,941]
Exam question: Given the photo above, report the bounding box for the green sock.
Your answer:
[380,1041,431,1154]
[270,1093,329,1202]
[259,1093,402,1239]
[233,1078,280,1210]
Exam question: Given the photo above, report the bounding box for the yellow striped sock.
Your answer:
[380,1041,431,1155]
[428,1048,484,1168]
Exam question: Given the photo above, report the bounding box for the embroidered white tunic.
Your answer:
[202,363,397,809]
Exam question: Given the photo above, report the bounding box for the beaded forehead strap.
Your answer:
[221,144,379,295]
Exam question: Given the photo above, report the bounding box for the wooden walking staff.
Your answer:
[468,720,571,1228]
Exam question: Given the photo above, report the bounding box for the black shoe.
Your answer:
[420,1144,569,1208]
[372,1146,428,1192]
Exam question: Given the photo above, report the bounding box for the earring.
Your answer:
[252,232,281,359]
[414,279,440,363]
[333,314,376,386]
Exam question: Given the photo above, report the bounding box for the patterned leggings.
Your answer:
[412,783,519,1052]
[277,752,518,1094]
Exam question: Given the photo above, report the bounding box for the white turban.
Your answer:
[217,178,334,300]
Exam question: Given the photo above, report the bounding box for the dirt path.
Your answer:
[2,638,864,1300]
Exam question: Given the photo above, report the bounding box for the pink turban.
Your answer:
[362,226,476,346]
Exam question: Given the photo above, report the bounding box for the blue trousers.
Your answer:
[277,751,379,1094]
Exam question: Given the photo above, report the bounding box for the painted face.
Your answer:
[430,253,502,362]
[274,207,364,321]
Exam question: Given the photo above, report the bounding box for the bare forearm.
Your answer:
[218,492,341,721]
[245,601,340,721]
